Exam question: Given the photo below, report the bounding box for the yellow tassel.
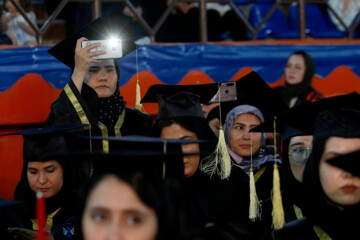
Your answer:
[135,78,144,111]
[134,48,145,112]
[249,168,261,221]
[272,116,285,229]
[272,162,285,229]
[200,126,231,179]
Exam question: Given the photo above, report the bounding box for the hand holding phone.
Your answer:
[81,39,123,60]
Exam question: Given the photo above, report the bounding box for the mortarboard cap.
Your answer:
[252,92,360,134]
[48,17,138,69]
[53,150,178,183]
[0,124,89,162]
[155,92,205,121]
[0,124,89,137]
[82,135,212,180]
[142,71,287,122]
[141,83,220,105]
[219,71,288,124]
[328,151,360,177]
[327,150,360,178]
[144,91,217,147]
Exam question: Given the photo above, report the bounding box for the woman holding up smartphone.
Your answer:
[47,17,153,153]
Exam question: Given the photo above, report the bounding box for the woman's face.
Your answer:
[284,54,306,85]
[82,175,158,240]
[229,113,262,157]
[160,123,200,178]
[288,135,313,182]
[27,160,64,198]
[84,59,118,98]
[319,137,360,206]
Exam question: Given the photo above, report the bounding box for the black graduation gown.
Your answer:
[274,86,323,107]
[272,217,318,240]
[249,161,293,230]
[181,168,271,240]
[0,192,81,240]
[254,162,275,229]
[273,205,360,240]
[46,80,153,152]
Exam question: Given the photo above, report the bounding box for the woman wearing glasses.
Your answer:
[274,108,360,240]
[280,126,313,222]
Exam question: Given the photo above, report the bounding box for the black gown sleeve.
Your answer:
[45,80,98,127]
[121,107,153,136]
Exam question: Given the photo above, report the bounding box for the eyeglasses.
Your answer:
[288,145,312,167]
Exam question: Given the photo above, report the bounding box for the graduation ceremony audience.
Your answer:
[1,7,360,240]
[146,89,269,239]
[273,94,360,240]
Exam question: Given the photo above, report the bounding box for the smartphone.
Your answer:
[81,39,123,59]
[209,82,237,103]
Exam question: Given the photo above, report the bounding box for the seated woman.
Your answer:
[47,18,153,153]
[152,91,269,239]
[274,50,323,108]
[280,126,313,221]
[274,108,360,240]
[223,104,281,229]
[0,127,82,240]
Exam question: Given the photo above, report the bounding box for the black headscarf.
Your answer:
[97,60,126,128]
[302,109,360,239]
[154,117,217,162]
[281,125,308,208]
[14,135,77,218]
[280,50,315,105]
[153,92,217,162]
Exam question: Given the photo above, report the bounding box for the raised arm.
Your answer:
[71,37,105,92]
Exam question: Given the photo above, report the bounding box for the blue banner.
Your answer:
[1,43,360,92]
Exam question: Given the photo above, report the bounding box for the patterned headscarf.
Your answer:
[223,105,276,174]
[97,60,126,128]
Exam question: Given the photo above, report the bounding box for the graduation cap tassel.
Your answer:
[218,125,232,179]
[271,117,285,229]
[135,48,144,112]
[200,125,231,179]
[249,133,261,220]
[200,84,231,179]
